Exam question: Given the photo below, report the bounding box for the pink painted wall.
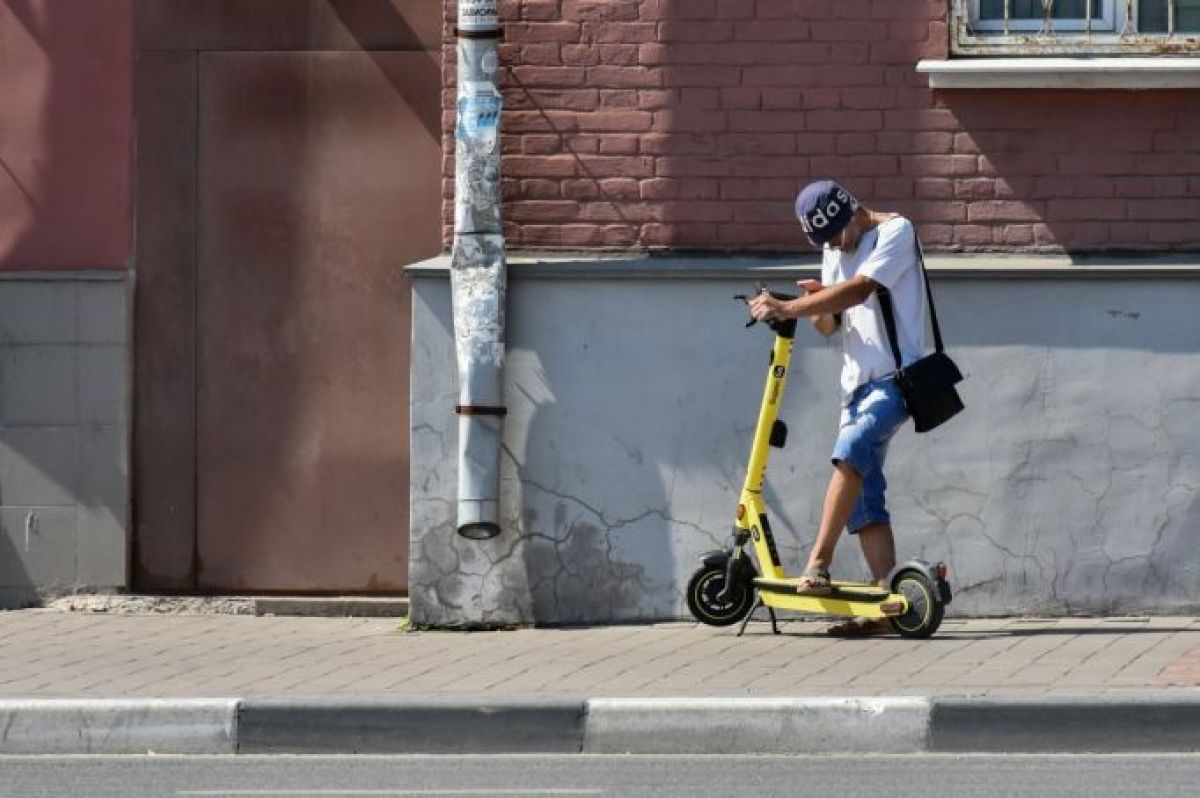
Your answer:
[442,0,1200,252]
[0,1,134,270]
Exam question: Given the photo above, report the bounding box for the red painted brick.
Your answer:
[877,132,953,154]
[823,154,899,177]
[507,200,583,222]
[576,111,654,132]
[506,22,583,43]
[562,180,601,200]
[564,134,601,154]
[805,110,884,132]
[732,201,794,223]
[522,135,563,155]
[1047,199,1126,220]
[505,155,581,177]
[504,110,578,133]
[599,90,640,109]
[1113,176,1190,197]
[997,225,1035,246]
[562,0,639,23]
[519,179,562,198]
[835,133,877,155]
[720,133,797,156]
[873,177,914,199]
[584,22,658,42]
[954,179,994,200]
[654,157,733,177]
[734,20,810,40]
[511,66,587,87]
[561,45,601,66]
[799,89,842,109]
[638,89,676,109]
[597,178,641,199]
[914,178,953,199]
[1127,198,1200,220]
[680,88,722,110]
[811,21,888,42]
[578,155,655,177]
[597,44,641,67]
[599,135,641,155]
[907,154,977,177]
[967,201,1042,223]
[640,178,680,200]
[719,178,794,200]
[841,88,898,110]
[652,109,728,133]
[586,66,662,88]
[659,201,735,223]
[729,111,807,133]
[678,179,720,200]
[519,89,599,111]
[640,133,720,156]
[522,1,561,22]
[717,0,756,18]
[760,89,801,110]
[658,21,735,42]
[952,225,995,247]
[884,109,959,131]
[644,53,746,82]
[722,88,762,110]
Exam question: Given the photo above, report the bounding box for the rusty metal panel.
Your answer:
[136,0,441,52]
[133,50,199,590]
[196,51,441,592]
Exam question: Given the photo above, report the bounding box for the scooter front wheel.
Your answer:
[686,563,754,626]
[889,570,945,639]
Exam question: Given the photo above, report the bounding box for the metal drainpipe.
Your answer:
[452,0,505,540]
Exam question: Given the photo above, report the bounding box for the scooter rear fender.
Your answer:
[889,558,953,605]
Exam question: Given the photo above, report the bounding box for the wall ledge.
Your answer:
[917,57,1200,89]
[406,252,1200,280]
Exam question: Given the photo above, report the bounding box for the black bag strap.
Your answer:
[876,232,944,370]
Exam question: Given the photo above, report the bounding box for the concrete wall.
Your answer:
[409,258,1200,625]
[0,276,129,606]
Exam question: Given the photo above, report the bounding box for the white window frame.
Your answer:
[951,0,1200,55]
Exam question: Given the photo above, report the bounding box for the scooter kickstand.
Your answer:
[736,596,760,637]
[737,593,778,637]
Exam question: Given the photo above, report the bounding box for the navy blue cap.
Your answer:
[795,180,858,247]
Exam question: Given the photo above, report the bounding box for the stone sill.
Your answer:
[917,57,1200,89]
[406,252,1200,280]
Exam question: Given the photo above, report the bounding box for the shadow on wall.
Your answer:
[919,91,1200,252]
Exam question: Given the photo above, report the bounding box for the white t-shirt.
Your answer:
[821,216,927,402]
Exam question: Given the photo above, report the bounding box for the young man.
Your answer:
[748,180,924,637]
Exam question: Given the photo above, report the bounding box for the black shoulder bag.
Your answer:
[876,237,965,433]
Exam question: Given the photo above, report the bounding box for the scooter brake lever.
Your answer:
[733,293,757,327]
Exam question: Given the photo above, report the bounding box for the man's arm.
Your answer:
[749,275,877,322]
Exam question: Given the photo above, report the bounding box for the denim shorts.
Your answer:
[831,376,909,534]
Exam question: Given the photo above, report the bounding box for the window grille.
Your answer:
[953,0,1200,54]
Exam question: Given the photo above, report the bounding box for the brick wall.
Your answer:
[443,0,1200,252]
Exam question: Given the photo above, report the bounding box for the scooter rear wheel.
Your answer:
[889,570,944,639]
[686,563,754,627]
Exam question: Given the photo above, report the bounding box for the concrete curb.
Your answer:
[2,695,1199,754]
[0,699,237,754]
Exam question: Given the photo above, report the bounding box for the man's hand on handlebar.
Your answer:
[748,279,822,323]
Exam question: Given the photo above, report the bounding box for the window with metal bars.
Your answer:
[954,0,1200,53]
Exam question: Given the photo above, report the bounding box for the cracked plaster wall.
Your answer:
[410,273,1200,626]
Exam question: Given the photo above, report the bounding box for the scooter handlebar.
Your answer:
[733,284,797,328]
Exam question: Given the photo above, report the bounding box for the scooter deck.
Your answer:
[754,577,907,619]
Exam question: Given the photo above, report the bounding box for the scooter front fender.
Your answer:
[699,549,759,585]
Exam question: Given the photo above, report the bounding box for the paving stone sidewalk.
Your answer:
[1,610,1198,699]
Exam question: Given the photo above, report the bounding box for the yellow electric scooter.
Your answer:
[685,286,952,639]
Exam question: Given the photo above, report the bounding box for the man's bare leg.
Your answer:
[805,461,862,571]
[856,522,896,587]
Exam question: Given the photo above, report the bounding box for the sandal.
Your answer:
[795,566,833,596]
[825,617,891,638]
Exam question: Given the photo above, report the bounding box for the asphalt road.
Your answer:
[4,753,1200,797]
